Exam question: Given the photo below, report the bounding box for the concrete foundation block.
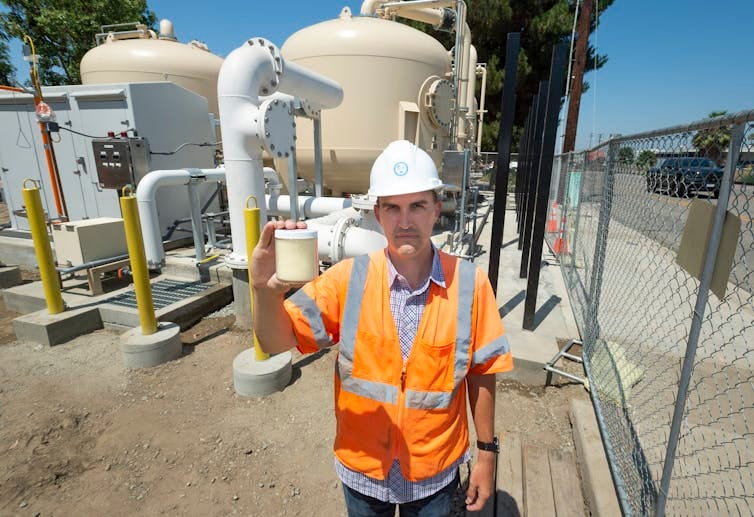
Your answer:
[120,322,182,369]
[13,306,103,346]
[233,348,292,397]
[2,281,48,314]
[0,266,22,288]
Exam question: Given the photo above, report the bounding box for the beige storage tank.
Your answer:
[281,7,453,194]
[80,20,224,121]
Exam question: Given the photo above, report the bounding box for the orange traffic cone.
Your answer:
[553,217,568,254]
[546,202,558,233]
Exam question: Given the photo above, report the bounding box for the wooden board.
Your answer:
[496,433,523,516]
[523,443,555,517]
[548,448,586,517]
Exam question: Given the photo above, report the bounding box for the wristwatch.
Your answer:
[476,436,500,453]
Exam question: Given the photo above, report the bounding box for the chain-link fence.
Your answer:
[547,110,754,516]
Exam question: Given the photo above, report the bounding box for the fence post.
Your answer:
[516,112,532,232]
[519,81,548,276]
[584,141,618,349]
[487,32,520,293]
[523,42,568,330]
[655,122,745,517]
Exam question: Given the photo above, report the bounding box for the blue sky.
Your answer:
[6,0,754,151]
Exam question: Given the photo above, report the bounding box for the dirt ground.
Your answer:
[0,292,588,516]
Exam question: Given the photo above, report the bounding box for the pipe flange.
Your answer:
[258,98,296,159]
[224,252,248,269]
[420,77,453,132]
[245,37,283,96]
[294,97,322,120]
[330,216,357,263]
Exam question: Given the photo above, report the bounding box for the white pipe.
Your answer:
[456,21,472,143]
[464,44,478,144]
[476,63,487,154]
[266,194,351,218]
[393,7,445,25]
[136,168,226,268]
[306,217,387,263]
[218,38,343,268]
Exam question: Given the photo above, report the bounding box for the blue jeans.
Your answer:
[342,472,459,517]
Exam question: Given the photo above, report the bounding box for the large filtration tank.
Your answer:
[80,20,224,121]
[282,7,454,194]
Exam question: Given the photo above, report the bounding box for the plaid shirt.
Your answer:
[335,248,470,503]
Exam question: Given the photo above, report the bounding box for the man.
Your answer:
[251,140,512,516]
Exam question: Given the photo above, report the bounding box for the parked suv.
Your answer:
[646,157,723,198]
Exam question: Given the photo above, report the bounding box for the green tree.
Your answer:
[636,150,657,170]
[412,0,613,152]
[617,146,634,164]
[692,110,730,164]
[0,37,14,85]
[0,0,156,85]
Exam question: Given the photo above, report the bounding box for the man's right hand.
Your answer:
[251,220,308,292]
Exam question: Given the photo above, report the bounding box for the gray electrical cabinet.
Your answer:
[0,82,219,233]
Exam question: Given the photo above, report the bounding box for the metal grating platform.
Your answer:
[106,279,211,310]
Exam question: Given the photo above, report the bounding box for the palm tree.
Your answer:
[692,111,730,164]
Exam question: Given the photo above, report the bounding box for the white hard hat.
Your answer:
[367,140,444,197]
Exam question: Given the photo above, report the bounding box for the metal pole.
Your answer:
[584,142,617,349]
[456,148,471,252]
[22,178,64,314]
[244,195,270,362]
[187,182,206,263]
[313,118,324,197]
[520,81,548,277]
[120,186,157,335]
[287,152,300,221]
[656,123,745,517]
[523,43,568,330]
[487,32,520,293]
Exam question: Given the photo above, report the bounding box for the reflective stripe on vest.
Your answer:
[288,289,332,349]
[338,254,475,410]
[472,334,511,367]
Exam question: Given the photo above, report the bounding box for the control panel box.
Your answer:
[52,217,128,267]
[92,137,150,189]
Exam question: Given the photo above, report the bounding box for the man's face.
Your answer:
[374,190,441,259]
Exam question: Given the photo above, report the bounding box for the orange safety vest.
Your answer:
[285,250,512,481]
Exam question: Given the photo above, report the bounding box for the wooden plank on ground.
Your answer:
[523,443,555,517]
[496,433,523,516]
[548,448,586,517]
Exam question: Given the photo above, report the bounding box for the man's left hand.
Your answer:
[465,450,496,511]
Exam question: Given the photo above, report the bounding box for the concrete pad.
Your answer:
[0,234,37,267]
[233,348,292,397]
[472,204,577,385]
[13,306,103,346]
[120,322,182,369]
[162,251,234,284]
[98,303,141,329]
[3,281,49,314]
[570,398,621,516]
[0,266,22,288]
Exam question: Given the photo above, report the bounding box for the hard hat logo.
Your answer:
[368,140,444,198]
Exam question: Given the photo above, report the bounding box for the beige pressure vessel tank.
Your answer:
[80,20,224,121]
[281,7,453,194]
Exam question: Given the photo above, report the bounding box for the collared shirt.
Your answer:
[335,247,471,503]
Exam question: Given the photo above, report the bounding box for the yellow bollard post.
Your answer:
[22,179,64,314]
[245,196,269,361]
[120,186,157,336]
